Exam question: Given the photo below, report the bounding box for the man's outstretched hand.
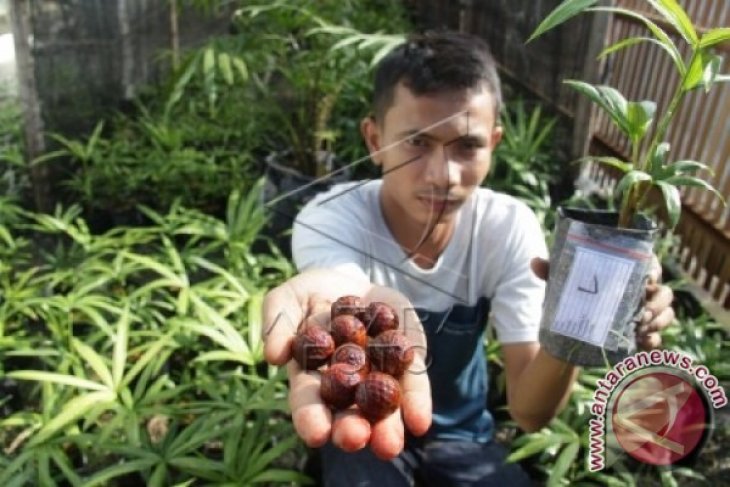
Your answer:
[262,267,432,460]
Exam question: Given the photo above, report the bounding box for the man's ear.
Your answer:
[490,125,503,149]
[360,116,383,166]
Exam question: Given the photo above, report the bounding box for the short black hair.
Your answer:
[372,30,503,123]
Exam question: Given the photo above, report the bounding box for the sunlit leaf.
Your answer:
[684,50,723,91]
[626,100,656,141]
[528,0,599,43]
[203,47,215,76]
[664,176,726,204]
[598,36,652,59]
[548,442,580,486]
[119,333,174,390]
[591,6,684,74]
[647,0,699,45]
[656,180,682,228]
[616,170,652,199]
[72,339,113,389]
[217,52,233,85]
[564,80,631,136]
[649,142,672,174]
[28,390,115,447]
[8,371,107,392]
[665,160,713,176]
[699,27,730,48]
[231,56,248,82]
[506,433,571,462]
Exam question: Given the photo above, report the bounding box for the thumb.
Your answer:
[530,257,550,281]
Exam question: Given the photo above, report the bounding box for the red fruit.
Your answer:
[331,295,364,320]
[321,363,363,410]
[330,315,368,348]
[368,330,414,378]
[332,343,370,377]
[355,372,401,422]
[291,324,334,370]
[363,302,399,337]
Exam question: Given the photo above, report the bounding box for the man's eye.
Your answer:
[460,139,483,151]
[407,136,427,147]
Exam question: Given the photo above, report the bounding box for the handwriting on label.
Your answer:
[551,247,636,346]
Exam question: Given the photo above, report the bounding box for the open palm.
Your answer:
[262,267,432,459]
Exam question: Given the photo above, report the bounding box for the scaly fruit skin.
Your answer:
[332,343,370,377]
[363,302,399,337]
[331,295,364,320]
[368,330,414,378]
[320,363,363,410]
[291,324,334,370]
[330,315,368,348]
[355,372,401,422]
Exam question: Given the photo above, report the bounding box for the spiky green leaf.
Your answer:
[528,0,599,43]
[564,80,631,136]
[647,0,699,45]
[684,50,723,91]
[28,391,115,446]
[616,170,652,199]
[506,433,571,462]
[664,176,725,205]
[591,7,684,74]
[8,371,107,392]
[548,442,580,486]
[626,100,656,140]
[72,339,113,389]
[656,180,682,228]
[699,27,730,48]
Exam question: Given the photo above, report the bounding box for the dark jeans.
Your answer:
[320,437,534,487]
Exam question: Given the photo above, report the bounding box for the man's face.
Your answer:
[362,83,502,229]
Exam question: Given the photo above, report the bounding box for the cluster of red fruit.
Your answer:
[291,296,414,422]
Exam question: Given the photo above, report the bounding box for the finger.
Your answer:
[400,355,432,437]
[642,284,674,324]
[331,408,371,452]
[307,293,334,328]
[369,406,405,460]
[530,257,549,281]
[648,255,662,285]
[637,332,662,350]
[288,361,332,447]
[384,306,431,436]
[637,307,676,336]
[263,284,305,365]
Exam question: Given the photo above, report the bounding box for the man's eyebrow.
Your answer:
[444,134,488,147]
[395,129,438,140]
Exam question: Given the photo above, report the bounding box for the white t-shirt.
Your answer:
[292,180,547,344]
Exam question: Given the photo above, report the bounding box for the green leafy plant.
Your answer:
[234,0,408,177]
[0,183,301,484]
[489,100,560,231]
[529,0,728,229]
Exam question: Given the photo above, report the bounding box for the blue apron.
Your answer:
[415,296,494,442]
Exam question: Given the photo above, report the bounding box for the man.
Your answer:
[263,31,675,485]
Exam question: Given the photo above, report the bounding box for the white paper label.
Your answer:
[551,247,637,346]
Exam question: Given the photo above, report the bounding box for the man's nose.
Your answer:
[423,146,460,189]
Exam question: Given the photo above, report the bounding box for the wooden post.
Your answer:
[459,0,474,33]
[118,0,134,99]
[9,0,52,212]
[170,0,180,70]
[570,0,611,161]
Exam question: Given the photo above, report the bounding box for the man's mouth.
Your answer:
[416,195,460,213]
